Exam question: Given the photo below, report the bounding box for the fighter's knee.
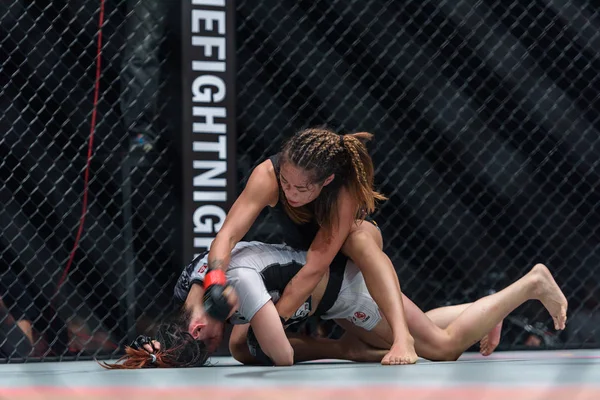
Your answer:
[428,333,462,362]
[229,338,251,364]
[433,348,461,362]
[228,340,241,359]
[343,229,376,258]
[346,228,371,244]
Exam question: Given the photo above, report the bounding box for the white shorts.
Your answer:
[320,261,382,331]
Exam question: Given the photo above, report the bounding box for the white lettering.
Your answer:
[193,160,226,187]
[193,106,226,133]
[191,37,226,60]
[192,76,225,103]
[188,1,231,254]
[191,10,225,34]
[192,61,226,72]
[192,0,225,6]
[193,136,227,159]
[193,205,226,234]
[193,191,227,201]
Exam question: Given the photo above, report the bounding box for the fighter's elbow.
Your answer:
[272,345,294,366]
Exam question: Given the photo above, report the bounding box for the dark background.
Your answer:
[1,0,599,360]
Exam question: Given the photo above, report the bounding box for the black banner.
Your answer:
[181,0,237,259]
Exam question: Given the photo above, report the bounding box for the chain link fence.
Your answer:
[0,0,181,361]
[237,0,600,350]
[1,0,599,362]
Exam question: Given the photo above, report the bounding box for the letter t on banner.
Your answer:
[182,0,236,259]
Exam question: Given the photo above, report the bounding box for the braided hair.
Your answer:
[99,308,209,369]
[279,127,387,235]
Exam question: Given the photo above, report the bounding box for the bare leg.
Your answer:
[442,264,566,353]
[341,221,417,365]
[426,303,503,356]
[425,304,472,327]
[337,264,567,362]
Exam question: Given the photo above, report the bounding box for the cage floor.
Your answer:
[0,350,599,399]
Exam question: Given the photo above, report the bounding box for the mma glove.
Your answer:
[281,315,307,330]
[202,268,232,321]
[130,334,158,352]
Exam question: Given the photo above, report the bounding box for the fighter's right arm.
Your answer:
[207,160,279,272]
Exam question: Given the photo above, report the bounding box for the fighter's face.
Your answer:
[184,283,238,352]
[279,162,334,208]
[190,314,223,353]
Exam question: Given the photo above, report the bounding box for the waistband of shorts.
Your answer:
[313,253,346,317]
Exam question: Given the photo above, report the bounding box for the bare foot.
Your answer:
[480,320,502,356]
[381,336,418,365]
[530,264,568,330]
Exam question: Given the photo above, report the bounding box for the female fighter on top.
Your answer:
[202,127,417,365]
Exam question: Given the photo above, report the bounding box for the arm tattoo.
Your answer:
[208,259,225,270]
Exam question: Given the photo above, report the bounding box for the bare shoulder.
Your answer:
[253,158,276,176]
[249,159,277,188]
[337,185,359,215]
[246,159,279,207]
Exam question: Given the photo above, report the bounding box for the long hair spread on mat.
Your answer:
[99,309,208,369]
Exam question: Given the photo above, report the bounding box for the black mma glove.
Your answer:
[202,268,232,321]
[246,326,274,366]
[279,298,311,330]
[281,315,306,330]
[129,334,158,352]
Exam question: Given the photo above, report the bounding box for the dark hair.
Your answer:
[99,308,209,369]
[279,127,387,235]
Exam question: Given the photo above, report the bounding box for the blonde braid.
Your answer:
[343,135,369,186]
[301,131,343,175]
[326,134,343,164]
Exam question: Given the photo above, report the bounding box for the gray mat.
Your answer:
[1,350,599,399]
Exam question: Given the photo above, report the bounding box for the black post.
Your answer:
[181,0,237,263]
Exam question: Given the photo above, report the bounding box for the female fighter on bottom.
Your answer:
[101,241,568,368]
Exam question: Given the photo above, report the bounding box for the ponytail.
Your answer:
[341,132,387,218]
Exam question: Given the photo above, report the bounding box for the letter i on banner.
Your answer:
[182,0,236,259]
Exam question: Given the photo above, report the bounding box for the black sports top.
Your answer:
[268,154,322,251]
